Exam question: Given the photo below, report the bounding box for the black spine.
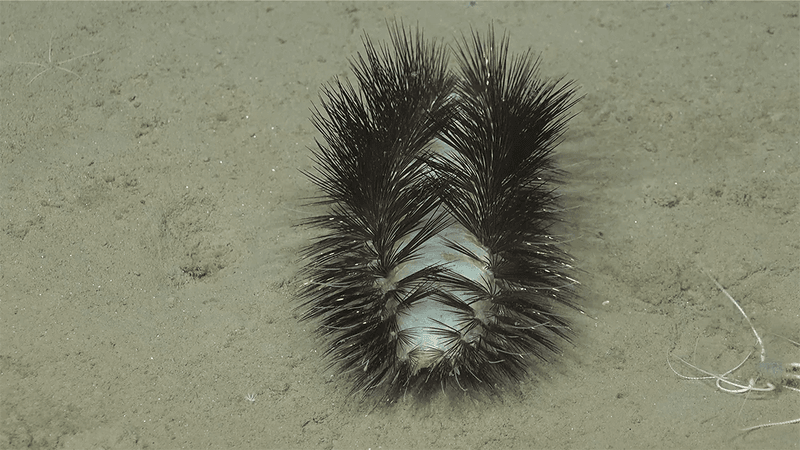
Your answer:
[432,27,581,391]
[301,23,455,396]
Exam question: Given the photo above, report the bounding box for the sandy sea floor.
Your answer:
[1,2,798,449]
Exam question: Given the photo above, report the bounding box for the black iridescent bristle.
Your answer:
[300,23,580,401]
